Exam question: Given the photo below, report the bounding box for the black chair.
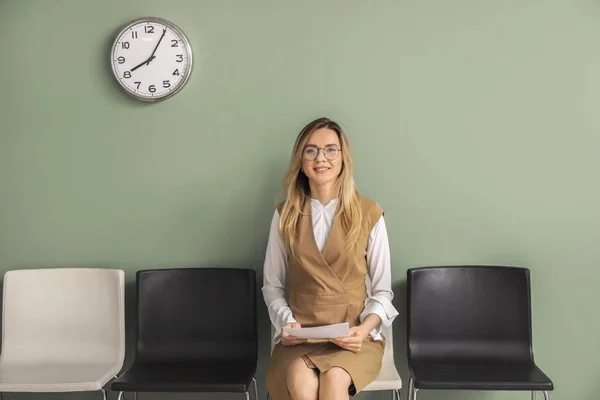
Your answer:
[111,268,259,400]
[406,266,553,400]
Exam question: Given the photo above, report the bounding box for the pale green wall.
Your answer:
[1,1,598,399]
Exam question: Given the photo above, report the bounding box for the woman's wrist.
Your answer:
[357,325,372,337]
[358,313,382,336]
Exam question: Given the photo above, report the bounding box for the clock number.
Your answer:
[176,54,183,62]
[149,85,156,93]
[145,25,154,34]
[123,71,131,79]
[171,40,178,47]
[117,56,125,64]
[121,42,130,49]
[173,69,180,76]
[163,80,171,88]
[134,81,141,90]
[131,31,138,39]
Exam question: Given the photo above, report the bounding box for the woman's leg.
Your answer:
[286,357,319,400]
[319,367,353,400]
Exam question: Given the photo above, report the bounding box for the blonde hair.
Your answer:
[277,117,363,256]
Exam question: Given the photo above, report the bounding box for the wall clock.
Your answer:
[110,17,193,101]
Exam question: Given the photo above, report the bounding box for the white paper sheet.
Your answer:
[283,322,351,339]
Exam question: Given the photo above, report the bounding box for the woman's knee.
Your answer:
[286,358,318,399]
[321,367,352,388]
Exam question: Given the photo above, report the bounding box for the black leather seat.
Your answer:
[406,266,553,399]
[111,268,258,399]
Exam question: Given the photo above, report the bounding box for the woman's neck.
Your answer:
[309,182,337,206]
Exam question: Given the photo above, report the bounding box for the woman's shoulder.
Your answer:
[275,197,307,215]
[275,201,284,214]
[357,194,383,215]
[355,194,384,233]
[274,200,289,217]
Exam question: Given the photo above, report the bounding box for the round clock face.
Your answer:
[111,17,193,101]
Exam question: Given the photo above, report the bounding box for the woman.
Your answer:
[262,117,399,400]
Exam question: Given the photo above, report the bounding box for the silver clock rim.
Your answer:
[110,16,193,102]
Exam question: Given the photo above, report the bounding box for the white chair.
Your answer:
[267,322,402,399]
[0,268,125,400]
[361,322,403,399]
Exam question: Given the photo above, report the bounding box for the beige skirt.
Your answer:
[266,337,385,400]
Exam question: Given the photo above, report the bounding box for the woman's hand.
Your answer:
[280,322,307,346]
[330,326,368,353]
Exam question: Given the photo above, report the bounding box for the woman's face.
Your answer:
[301,128,343,187]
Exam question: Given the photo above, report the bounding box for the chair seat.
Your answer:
[363,353,403,391]
[411,361,554,391]
[111,360,256,393]
[0,362,121,392]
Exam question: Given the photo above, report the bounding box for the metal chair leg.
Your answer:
[543,391,550,400]
[391,389,397,400]
[100,388,107,400]
[252,377,259,399]
[118,391,124,400]
[245,391,250,400]
[408,376,415,400]
[533,390,550,400]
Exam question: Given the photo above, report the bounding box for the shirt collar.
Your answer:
[310,198,338,210]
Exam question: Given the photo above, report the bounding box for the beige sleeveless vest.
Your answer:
[266,195,385,399]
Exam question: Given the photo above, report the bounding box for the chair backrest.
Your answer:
[407,266,533,363]
[1,268,125,366]
[364,274,396,358]
[381,320,395,358]
[135,268,257,364]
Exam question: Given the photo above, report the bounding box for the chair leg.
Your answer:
[118,391,124,400]
[543,391,550,400]
[252,377,259,400]
[391,389,397,400]
[245,391,250,400]
[532,391,550,400]
[408,376,416,400]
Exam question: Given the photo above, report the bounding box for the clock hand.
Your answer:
[127,28,165,73]
[146,28,167,65]
[130,55,156,72]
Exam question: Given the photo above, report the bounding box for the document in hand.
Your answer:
[283,322,351,339]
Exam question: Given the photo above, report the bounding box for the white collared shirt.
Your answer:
[262,198,399,344]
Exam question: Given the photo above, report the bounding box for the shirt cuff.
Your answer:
[359,295,400,340]
[273,310,297,344]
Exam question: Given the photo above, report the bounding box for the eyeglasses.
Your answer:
[302,146,341,161]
